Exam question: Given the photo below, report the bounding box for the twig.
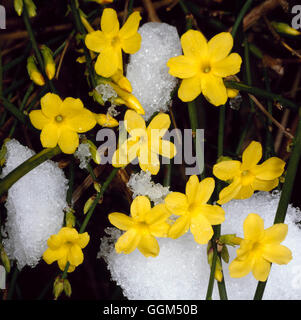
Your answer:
[55,32,74,80]
[243,0,282,31]
[142,0,161,22]
[248,94,294,140]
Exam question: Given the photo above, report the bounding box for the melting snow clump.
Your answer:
[126,22,182,120]
[1,139,68,270]
[98,191,301,300]
[127,170,170,205]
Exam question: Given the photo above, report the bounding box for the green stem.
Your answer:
[224,81,298,110]
[254,107,301,300]
[70,0,96,88]
[188,101,205,178]
[163,163,172,187]
[231,0,253,38]
[0,97,26,123]
[7,266,19,300]
[0,146,61,197]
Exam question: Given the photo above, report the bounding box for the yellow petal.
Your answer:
[101,8,119,36]
[213,160,241,181]
[115,229,141,254]
[125,109,146,134]
[243,213,265,242]
[147,113,171,132]
[68,244,84,266]
[252,157,285,180]
[196,177,215,204]
[47,234,62,250]
[252,256,271,282]
[149,221,170,238]
[211,53,242,77]
[178,75,202,102]
[121,33,141,54]
[241,141,262,171]
[95,47,119,78]
[252,178,279,191]
[190,214,214,244]
[130,195,151,221]
[58,128,79,154]
[146,203,170,225]
[119,11,141,39]
[59,97,84,116]
[262,244,292,265]
[229,256,254,278]
[65,109,96,133]
[108,212,134,230]
[112,139,140,167]
[137,234,160,257]
[185,175,200,205]
[29,110,50,130]
[138,147,160,175]
[227,88,239,98]
[40,122,59,148]
[263,223,288,244]
[181,29,208,58]
[85,31,108,53]
[168,215,190,239]
[159,140,176,159]
[208,32,233,63]
[217,178,241,205]
[41,93,62,118]
[164,192,189,216]
[201,73,227,106]
[234,184,254,200]
[59,227,79,242]
[43,248,64,264]
[78,232,90,249]
[167,55,198,79]
[57,256,76,272]
[199,204,225,225]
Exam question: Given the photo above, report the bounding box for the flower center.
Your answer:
[111,36,120,47]
[203,66,211,73]
[136,222,149,234]
[241,170,254,186]
[55,115,64,123]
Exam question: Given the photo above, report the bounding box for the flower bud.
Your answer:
[53,276,64,300]
[91,0,114,4]
[84,196,95,215]
[84,139,101,165]
[215,257,223,282]
[0,139,9,167]
[221,245,229,264]
[63,279,72,298]
[24,0,37,18]
[27,56,45,86]
[14,0,23,16]
[41,45,56,80]
[111,70,132,93]
[219,234,242,246]
[93,182,101,193]
[0,245,10,273]
[95,113,119,128]
[65,208,76,228]
[227,88,239,98]
[271,21,301,36]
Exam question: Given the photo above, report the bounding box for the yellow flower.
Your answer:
[29,93,96,154]
[112,110,176,175]
[85,8,142,77]
[108,196,171,257]
[213,141,286,205]
[167,30,242,106]
[165,175,225,244]
[229,213,292,281]
[43,227,90,273]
